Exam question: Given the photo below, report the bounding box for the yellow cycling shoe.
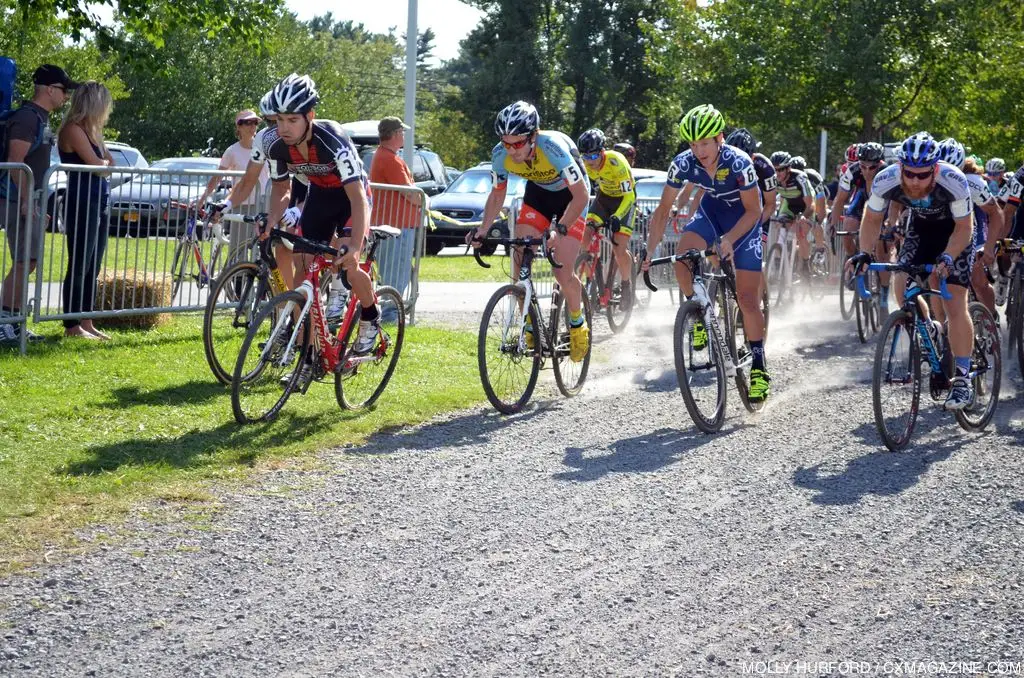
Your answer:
[569,323,590,363]
[691,320,708,350]
[524,327,535,351]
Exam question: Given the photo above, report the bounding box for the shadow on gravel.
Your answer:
[791,325,871,362]
[792,424,960,506]
[553,426,739,481]
[96,381,226,409]
[343,403,553,457]
[634,367,678,393]
[1011,501,1024,514]
[60,411,333,475]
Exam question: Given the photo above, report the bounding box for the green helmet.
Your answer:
[678,104,726,142]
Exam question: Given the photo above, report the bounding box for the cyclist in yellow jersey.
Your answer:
[578,128,636,306]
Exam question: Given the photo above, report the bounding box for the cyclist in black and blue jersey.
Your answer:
[769,151,816,277]
[643,104,771,402]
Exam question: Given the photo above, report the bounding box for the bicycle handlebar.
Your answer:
[471,230,561,270]
[856,262,952,301]
[641,245,716,292]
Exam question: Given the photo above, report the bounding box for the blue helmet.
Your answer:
[897,132,940,168]
[937,137,965,170]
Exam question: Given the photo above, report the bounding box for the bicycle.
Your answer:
[832,221,861,320]
[473,232,592,414]
[230,225,405,424]
[169,207,248,303]
[995,238,1024,378]
[203,213,313,385]
[644,242,765,433]
[853,264,882,343]
[858,262,1000,451]
[576,217,636,333]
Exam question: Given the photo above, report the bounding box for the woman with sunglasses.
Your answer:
[849,131,977,411]
[642,104,770,403]
[467,100,593,363]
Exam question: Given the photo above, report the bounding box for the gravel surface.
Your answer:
[2,294,1024,677]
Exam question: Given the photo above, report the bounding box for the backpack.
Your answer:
[0,57,45,161]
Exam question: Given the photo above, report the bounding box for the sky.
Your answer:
[288,0,485,64]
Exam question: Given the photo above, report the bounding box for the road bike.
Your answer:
[576,217,636,333]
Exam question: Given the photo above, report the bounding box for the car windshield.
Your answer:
[137,161,217,186]
[447,171,525,196]
[636,180,666,201]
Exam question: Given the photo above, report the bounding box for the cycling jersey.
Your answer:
[965,173,994,250]
[867,161,974,286]
[805,168,827,200]
[752,153,777,195]
[666,143,762,271]
[585,150,635,221]
[776,169,814,217]
[1003,165,1024,207]
[491,130,589,193]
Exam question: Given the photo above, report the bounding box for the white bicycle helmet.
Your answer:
[937,138,965,170]
[258,90,276,117]
[985,157,1006,174]
[897,132,940,168]
[270,73,319,115]
[494,101,539,138]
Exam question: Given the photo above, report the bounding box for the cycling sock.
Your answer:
[360,303,380,322]
[750,340,766,371]
[569,309,584,328]
[955,356,971,377]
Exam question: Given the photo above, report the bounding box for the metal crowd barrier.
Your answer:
[368,182,428,324]
[0,163,36,354]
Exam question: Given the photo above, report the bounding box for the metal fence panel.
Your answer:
[369,182,427,324]
[0,163,36,354]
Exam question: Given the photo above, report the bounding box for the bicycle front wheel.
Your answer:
[551,290,592,397]
[839,263,857,321]
[170,238,193,303]
[478,284,541,414]
[231,290,311,425]
[203,261,272,385]
[674,301,727,433]
[604,261,633,334]
[764,244,785,309]
[872,309,921,451]
[956,302,1001,432]
[335,286,406,411]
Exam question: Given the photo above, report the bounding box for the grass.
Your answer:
[4,231,192,284]
[417,251,516,283]
[0,315,486,573]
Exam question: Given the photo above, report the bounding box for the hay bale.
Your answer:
[94,268,172,329]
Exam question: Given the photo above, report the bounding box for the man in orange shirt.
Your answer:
[370,116,423,317]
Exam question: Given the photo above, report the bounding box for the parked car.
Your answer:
[341,119,451,197]
[106,157,223,238]
[426,166,526,255]
[46,141,149,233]
[445,166,463,184]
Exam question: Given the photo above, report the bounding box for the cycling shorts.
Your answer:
[295,183,353,253]
[588,193,635,238]
[683,207,762,272]
[518,181,587,241]
[898,215,973,288]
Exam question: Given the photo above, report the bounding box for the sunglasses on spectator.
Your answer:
[49,84,67,93]
[502,137,531,151]
[583,152,602,161]
[902,168,933,181]
[237,119,259,126]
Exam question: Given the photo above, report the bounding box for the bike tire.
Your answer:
[335,286,406,411]
[955,302,1001,432]
[604,260,633,334]
[764,244,785,309]
[477,284,542,414]
[839,263,856,321]
[230,290,311,425]
[855,296,871,343]
[551,290,592,398]
[1008,272,1022,352]
[1017,281,1024,381]
[674,301,727,433]
[170,238,190,303]
[203,261,269,385]
[872,310,921,451]
[719,279,738,360]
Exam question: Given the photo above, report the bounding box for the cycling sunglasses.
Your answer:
[859,162,881,171]
[902,167,934,181]
[502,137,531,151]
[582,152,602,161]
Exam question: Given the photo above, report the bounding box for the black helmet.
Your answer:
[789,155,807,171]
[857,142,884,162]
[612,142,636,162]
[725,127,759,156]
[577,128,606,154]
[770,151,792,169]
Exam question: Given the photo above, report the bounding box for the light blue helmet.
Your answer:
[897,132,940,168]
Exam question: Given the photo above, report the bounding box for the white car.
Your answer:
[46,141,149,233]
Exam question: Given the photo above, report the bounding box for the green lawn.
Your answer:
[417,252,516,283]
[0,315,485,572]
[4,232,189,283]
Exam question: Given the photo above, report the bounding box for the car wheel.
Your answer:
[425,239,445,256]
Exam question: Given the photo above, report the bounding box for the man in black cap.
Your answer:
[0,64,76,344]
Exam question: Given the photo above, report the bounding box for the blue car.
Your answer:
[426,166,525,255]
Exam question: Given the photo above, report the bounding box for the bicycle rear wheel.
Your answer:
[478,284,542,414]
[674,301,727,433]
[335,286,406,411]
[855,275,879,344]
[604,260,633,334]
[551,290,592,398]
[231,290,311,424]
[956,302,1001,432]
[170,238,196,303]
[764,244,785,309]
[872,310,921,451]
[203,261,271,385]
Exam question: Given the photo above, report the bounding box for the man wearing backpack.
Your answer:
[0,64,76,344]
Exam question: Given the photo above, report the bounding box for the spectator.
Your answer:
[58,81,113,339]
[0,64,75,344]
[197,109,269,259]
[370,116,423,316]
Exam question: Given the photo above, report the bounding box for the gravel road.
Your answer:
[2,295,1023,677]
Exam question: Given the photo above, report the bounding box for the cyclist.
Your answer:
[643,104,770,402]
[578,128,637,308]
[466,101,592,362]
[850,131,976,410]
[724,128,777,245]
[789,155,829,266]
[938,138,1002,317]
[830,143,885,261]
[613,142,636,167]
[261,73,380,358]
[769,151,816,278]
[984,157,1006,197]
